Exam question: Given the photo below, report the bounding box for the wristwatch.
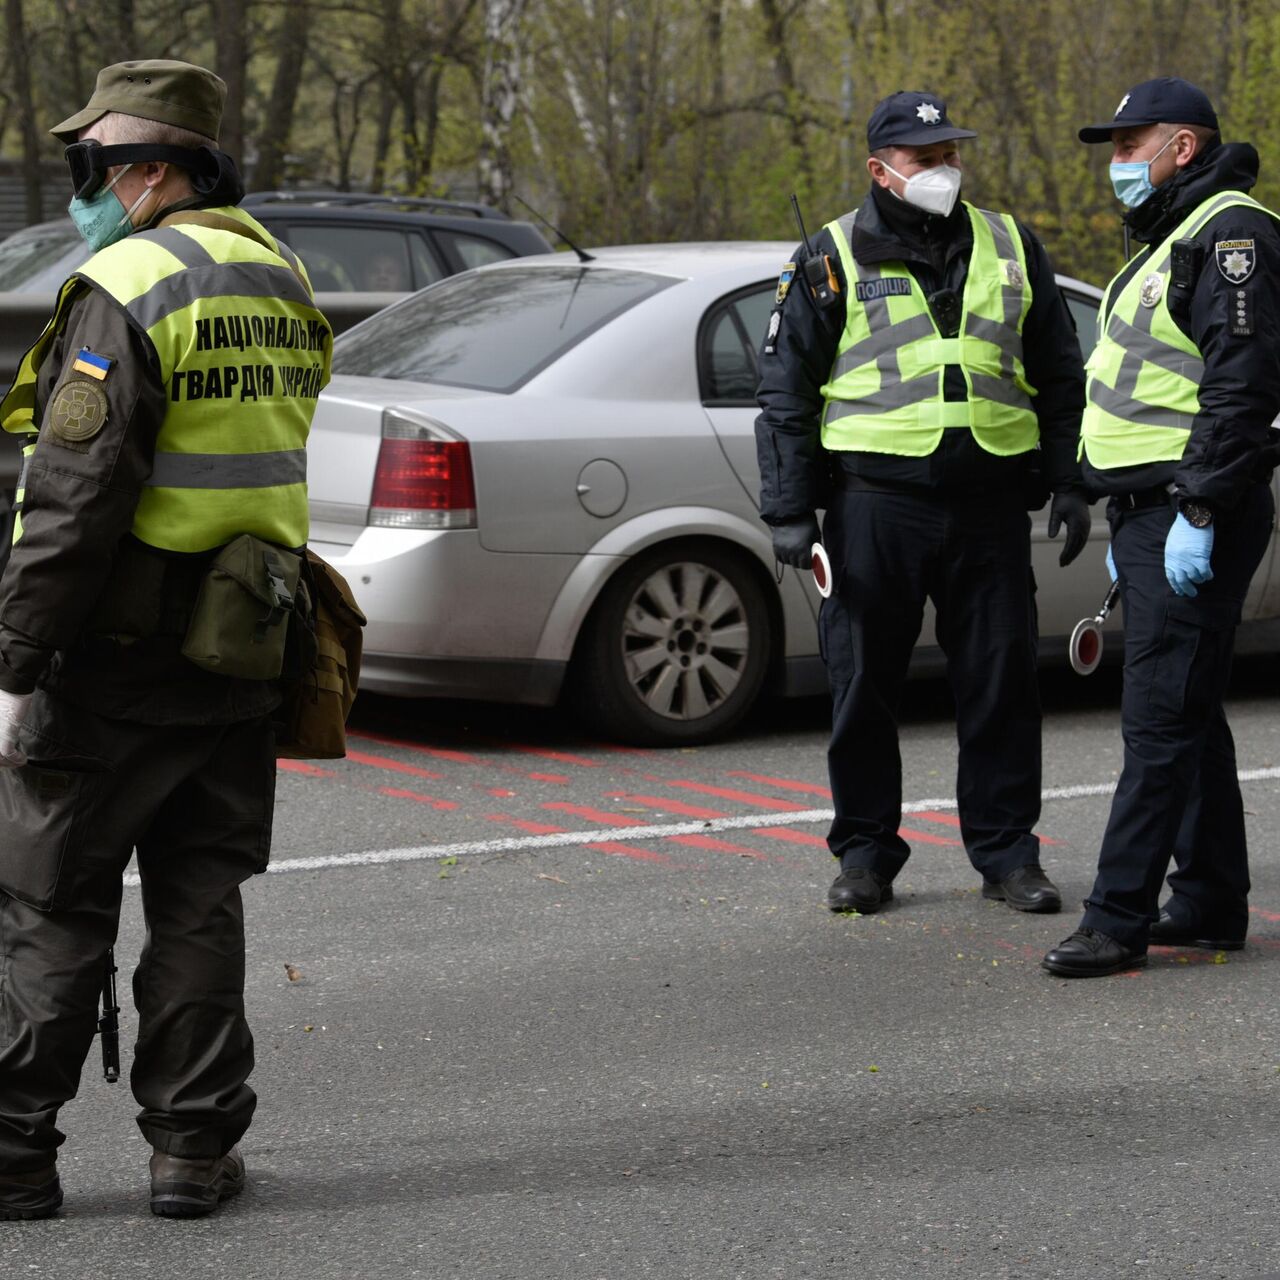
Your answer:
[1178,498,1214,529]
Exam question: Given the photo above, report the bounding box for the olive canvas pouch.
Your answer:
[181,533,301,679]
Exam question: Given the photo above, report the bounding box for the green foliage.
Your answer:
[6,0,1280,288]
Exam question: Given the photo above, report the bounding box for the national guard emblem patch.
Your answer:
[1139,272,1164,308]
[1002,259,1024,289]
[775,263,796,305]
[1216,239,1255,283]
[48,379,108,448]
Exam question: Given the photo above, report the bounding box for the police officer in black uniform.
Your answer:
[1043,79,1280,976]
[756,91,1088,917]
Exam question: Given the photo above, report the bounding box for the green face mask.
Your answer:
[68,165,152,251]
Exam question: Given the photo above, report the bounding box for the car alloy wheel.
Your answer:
[621,561,749,721]
[572,543,771,746]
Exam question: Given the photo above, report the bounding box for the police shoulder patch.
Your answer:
[47,379,108,448]
[1216,239,1255,283]
[775,263,796,305]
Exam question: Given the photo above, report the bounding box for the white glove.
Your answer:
[0,688,31,768]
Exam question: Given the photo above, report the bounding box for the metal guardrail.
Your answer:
[0,290,401,487]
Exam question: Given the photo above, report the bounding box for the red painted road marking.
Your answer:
[542,801,649,826]
[345,749,445,782]
[277,760,337,778]
[665,834,767,859]
[348,731,483,767]
[605,792,729,820]
[484,814,563,835]
[506,745,600,768]
[483,812,673,863]
[587,841,672,863]
[377,786,459,811]
[898,825,963,847]
[728,771,833,799]
[527,772,570,784]
[915,810,962,827]
[993,938,1044,963]
[753,827,827,846]
[488,787,516,798]
[1250,905,1280,923]
[660,779,810,812]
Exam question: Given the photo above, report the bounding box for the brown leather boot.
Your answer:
[0,1166,62,1220]
[149,1146,245,1218]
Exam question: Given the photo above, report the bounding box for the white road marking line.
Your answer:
[119,766,1280,885]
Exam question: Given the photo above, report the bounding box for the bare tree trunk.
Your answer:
[477,0,529,210]
[253,0,311,189]
[369,0,402,192]
[417,62,445,192]
[212,0,248,159]
[320,68,373,191]
[695,0,727,236]
[5,0,42,224]
[758,0,813,192]
[108,0,136,63]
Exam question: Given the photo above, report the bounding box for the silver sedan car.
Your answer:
[306,243,1278,745]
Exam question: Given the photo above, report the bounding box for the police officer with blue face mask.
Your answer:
[1043,78,1280,977]
[756,92,1088,920]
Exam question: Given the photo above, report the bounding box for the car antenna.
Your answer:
[513,194,595,263]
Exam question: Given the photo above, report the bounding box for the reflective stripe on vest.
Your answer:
[1080,190,1280,471]
[0,206,330,553]
[820,202,1039,457]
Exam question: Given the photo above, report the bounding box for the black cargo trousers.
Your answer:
[820,485,1042,882]
[0,691,275,1173]
[1081,479,1274,945]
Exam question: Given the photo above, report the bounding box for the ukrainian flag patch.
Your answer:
[71,347,112,381]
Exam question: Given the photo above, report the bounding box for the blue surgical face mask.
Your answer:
[1108,133,1177,208]
[67,165,153,251]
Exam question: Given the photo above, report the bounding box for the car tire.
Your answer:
[571,543,772,746]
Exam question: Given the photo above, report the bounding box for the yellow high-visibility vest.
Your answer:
[2,205,329,551]
[820,201,1038,457]
[1081,189,1280,471]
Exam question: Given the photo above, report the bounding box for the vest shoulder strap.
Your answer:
[153,209,312,296]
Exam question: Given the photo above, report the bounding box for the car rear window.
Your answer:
[0,224,87,291]
[332,264,675,391]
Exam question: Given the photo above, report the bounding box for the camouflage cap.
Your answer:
[50,60,225,143]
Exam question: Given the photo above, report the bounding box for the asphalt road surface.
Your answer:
[8,664,1280,1280]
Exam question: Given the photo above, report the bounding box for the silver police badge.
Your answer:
[1216,239,1255,283]
[1139,272,1164,308]
[1002,259,1024,289]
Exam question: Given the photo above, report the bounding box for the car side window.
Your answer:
[1062,290,1101,361]
[285,226,415,292]
[435,230,518,271]
[407,235,448,290]
[699,284,775,406]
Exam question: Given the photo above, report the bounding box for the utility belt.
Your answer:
[86,534,301,681]
[1113,484,1176,512]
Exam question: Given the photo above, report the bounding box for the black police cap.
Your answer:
[1078,77,1219,143]
[866,91,977,151]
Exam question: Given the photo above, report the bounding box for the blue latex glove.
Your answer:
[1164,513,1214,597]
[1105,543,1117,583]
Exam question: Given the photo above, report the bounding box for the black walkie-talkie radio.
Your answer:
[789,194,841,310]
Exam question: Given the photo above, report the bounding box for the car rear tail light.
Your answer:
[370,409,476,529]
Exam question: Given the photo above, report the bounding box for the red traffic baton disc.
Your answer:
[811,542,832,598]
[1068,618,1104,676]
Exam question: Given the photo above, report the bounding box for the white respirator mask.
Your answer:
[882,160,963,218]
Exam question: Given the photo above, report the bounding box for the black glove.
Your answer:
[770,515,820,569]
[1047,488,1091,567]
